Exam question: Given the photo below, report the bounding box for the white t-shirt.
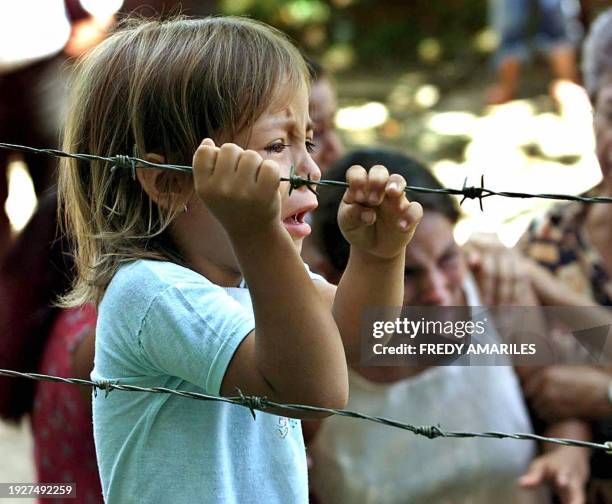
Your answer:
[93,259,324,503]
[309,276,547,504]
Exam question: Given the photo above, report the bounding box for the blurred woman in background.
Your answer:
[306,148,591,504]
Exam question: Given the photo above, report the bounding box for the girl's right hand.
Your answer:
[192,138,282,238]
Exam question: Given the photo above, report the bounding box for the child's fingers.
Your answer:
[216,142,243,174]
[398,201,422,232]
[365,165,389,206]
[339,202,377,231]
[235,149,263,183]
[255,159,281,194]
[384,174,407,200]
[344,165,368,204]
[193,139,219,177]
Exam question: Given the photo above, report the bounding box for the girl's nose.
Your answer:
[295,149,322,183]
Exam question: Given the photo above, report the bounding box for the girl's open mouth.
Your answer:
[282,210,311,238]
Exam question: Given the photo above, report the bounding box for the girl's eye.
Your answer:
[265,143,290,154]
[306,141,317,154]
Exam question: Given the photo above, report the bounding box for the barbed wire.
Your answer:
[1,368,610,453]
[2,142,611,450]
[2,143,612,209]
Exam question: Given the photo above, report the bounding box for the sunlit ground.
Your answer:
[334,77,600,247]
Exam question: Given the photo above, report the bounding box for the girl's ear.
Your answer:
[136,153,187,209]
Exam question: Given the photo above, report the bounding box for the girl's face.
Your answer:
[402,212,465,306]
[593,74,612,194]
[239,83,321,246]
[177,82,320,284]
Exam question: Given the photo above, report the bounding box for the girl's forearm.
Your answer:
[333,247,405,366]
[230,224,348,408]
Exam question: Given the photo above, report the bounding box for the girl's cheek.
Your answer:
[279,191,290,216]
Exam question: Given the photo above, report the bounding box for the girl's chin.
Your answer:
[282,220,312,239]
[291,236,304,252]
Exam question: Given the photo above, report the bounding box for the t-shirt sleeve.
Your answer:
[303,262,329,284]
[136,283,255,396]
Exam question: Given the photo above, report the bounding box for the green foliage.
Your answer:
[220,0,489,70]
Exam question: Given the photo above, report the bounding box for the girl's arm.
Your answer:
[194,141,348,417]
[311,258,405,369]
[325,164,422,366]
[334,251,406,366]
[220,223,349,415]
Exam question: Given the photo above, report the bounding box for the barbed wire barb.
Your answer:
[460,175,486,210]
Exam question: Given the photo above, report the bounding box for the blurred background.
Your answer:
[1,0,610,501]
[2,0,609,247]
[194,0,604,248]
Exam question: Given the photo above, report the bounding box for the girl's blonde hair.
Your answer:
[59,15,309,306]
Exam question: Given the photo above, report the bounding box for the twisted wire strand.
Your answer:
[2,143,611,206]
[1,368,610,453]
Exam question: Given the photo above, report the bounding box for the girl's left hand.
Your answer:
[337,164,422,259]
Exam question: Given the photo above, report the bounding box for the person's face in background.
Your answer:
[402,212,466,306]
[309,77,343,172]
[593,73,612,194]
